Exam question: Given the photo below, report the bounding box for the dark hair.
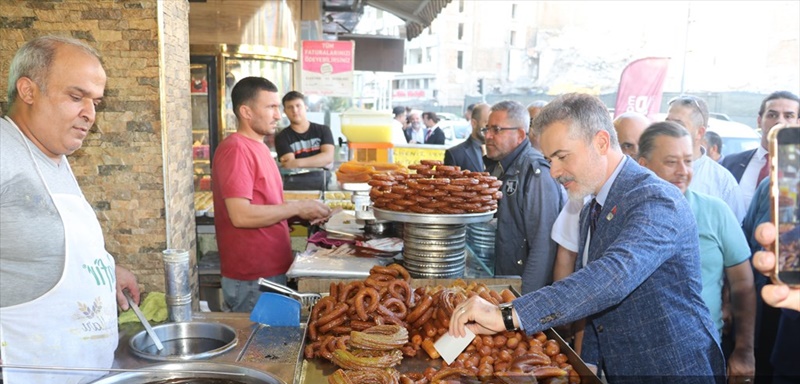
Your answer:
[422,112,440,123]
[758,90,800,116]
[533,93,619,150]
[231,77,278,119]
[638,121,690,160]
[669,95,709,127]
[704,131,722,152]
[392,106,406,117]
[282,90,305,107]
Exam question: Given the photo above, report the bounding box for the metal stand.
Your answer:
[373,207,495,278]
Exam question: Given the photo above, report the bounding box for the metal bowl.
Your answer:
[129,322,237,361]
[89,362,283,384]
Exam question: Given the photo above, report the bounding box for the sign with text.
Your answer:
[301,40,354,97]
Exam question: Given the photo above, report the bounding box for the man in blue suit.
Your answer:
[443,103,489,172]
[721,91,799,209]
[450,93,725,383]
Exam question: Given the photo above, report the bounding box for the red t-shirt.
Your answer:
[211,133,291,280]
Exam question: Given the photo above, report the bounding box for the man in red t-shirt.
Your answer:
[211,77,330,312]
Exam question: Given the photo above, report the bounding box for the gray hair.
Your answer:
[638,121,691,161]
[7,35,101,104]
[491,100,530,133]
[527,100,547,109]
[668,95,709,127]
[532,93,619,150]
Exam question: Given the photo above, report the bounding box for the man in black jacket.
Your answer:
[422,111,445,145]
[444,103,489,172]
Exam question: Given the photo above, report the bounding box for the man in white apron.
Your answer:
[0,36,140,383]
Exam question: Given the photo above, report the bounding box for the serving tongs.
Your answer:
[257,278,321,308]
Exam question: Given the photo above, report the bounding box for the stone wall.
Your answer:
[0,0,194,294]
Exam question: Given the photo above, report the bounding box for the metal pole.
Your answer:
[680,2,692,94]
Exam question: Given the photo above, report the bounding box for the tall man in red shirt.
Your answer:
[212,77,330,312]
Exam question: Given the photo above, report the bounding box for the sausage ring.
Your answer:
[420,159,444,166]
[408,164,432,171]
[386,203,407,211]
[452,178,480,185]
[317,302,349,329]
[368,180,393,187]
[355,287,380,321]
[388,263,411,281]
[394,199,417,206]
[409,205,436,214]
[338,281,364,303]
[438,206,467,214]
[480,187,500,195]
[418,178,451,185]
[406,294,434,324]
[443,184,466,192]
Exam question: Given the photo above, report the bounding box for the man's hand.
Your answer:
[291,200,332,221]
[449,296,505,338]
[752,222,800,311]
[115,265,139,311]
[727,345,755,383]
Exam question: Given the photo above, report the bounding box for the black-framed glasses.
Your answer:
[481,125,520,135]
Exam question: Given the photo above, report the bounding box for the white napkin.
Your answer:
[434,327,476,365]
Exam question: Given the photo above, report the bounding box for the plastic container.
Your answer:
[341,108,393,143]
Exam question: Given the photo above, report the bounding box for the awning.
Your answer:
[366,0,452,40]
[323,0,452,41]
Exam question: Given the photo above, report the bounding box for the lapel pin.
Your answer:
[606,205,617,221]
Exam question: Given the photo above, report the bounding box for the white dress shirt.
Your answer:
[690,152,746,223]
[738,146,768,209]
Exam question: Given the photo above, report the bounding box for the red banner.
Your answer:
[613,57,670,118]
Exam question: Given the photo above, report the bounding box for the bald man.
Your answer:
[613,112,650,158]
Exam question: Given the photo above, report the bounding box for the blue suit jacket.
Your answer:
[514,159,725,382]
[720,148,757,183]
[443,136,484,172]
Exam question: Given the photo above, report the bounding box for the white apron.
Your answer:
[1,118,118,383]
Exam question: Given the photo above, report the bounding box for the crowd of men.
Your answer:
[443,92,799,384]
[1,34,797,384]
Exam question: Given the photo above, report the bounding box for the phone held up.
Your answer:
[769,124,800,286]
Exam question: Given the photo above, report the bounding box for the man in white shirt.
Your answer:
[721,91,800,208]
[666,95,746,223]
[390,106,407,145]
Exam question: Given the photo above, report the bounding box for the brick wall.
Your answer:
[0,0,195,294]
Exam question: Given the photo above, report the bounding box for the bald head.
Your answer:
[613,112,650,158]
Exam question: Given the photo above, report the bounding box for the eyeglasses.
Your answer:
[480,125,521,135]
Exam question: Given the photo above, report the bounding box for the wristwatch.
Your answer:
[499,302,517,331]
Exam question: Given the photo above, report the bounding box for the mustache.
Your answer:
[556,175,574,185]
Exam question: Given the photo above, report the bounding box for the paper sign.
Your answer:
[301,40,354,97]
[434,327,476,365]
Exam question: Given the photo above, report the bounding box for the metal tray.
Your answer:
[373,207,496,225]
[293,286,601,384]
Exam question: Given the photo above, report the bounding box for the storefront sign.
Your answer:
[301,40,354,97]
[392,89,430,99]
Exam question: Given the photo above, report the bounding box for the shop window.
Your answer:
[511,4,518,19]
[457,51,464,69]
[458,23,464,40]
[510,31,517,47]
[459,0,464,13]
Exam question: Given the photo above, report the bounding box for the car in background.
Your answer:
[652,113,760,157]
[439,119,470,147]
[436,112,462,121]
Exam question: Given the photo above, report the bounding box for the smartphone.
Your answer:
[769,124,800,286]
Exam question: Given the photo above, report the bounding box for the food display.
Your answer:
[336,161,409,184]
[305,264,582,383]
[194,191,213,212]
[369,160,503,215]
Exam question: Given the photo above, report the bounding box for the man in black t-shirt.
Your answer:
[275,91,335,190]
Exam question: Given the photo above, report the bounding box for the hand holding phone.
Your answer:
[768,124,800,287]
[752,223,800,311]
